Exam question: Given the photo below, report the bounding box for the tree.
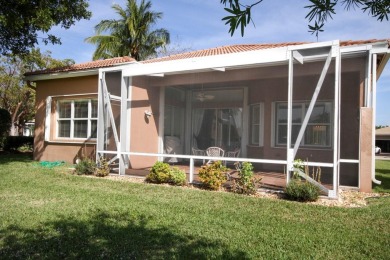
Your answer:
[0,0,91,55]
[155,36,193,58]
[0,49,75,136]
[85,0,170,61]
[221,0,390,38]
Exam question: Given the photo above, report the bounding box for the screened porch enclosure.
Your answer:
[95,40,380,198]
[163,87,244,160]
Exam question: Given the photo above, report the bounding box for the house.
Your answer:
[25,39,390,198]
[376,126,390,153]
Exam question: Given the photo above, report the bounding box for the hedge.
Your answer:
[3,136,34,151]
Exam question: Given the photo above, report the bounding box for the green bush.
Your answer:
[3,136,34,151]
[95,157,110,177]
[146,161,171,183]
[168,167,186,186]
[232,162,260,195]
[285,179,320,202]
[75,157,96,175]
[198,161,228,190]
[0,109,11,143]
[146,161,186,186]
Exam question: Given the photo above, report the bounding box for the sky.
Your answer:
[37,0,390,125]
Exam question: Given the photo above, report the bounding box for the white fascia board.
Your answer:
[25,61,138,82]
[340,41,389,55]
[122,47,289,77]
[340,45,371,53]
[25,69,98,81]
[287,40,339,51]
[99,62,140,73]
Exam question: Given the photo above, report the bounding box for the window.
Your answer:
[275,101,332,147]
[250,103,263,146]
[57,99,98,139]
[164,105,184,137]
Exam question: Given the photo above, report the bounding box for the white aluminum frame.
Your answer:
[94,40,388,198]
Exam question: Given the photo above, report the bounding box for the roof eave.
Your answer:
[24,69,99,81]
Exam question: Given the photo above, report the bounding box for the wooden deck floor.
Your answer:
[121,164,287,190]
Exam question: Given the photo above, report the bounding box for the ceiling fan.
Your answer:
[196,92,215,102]
[195,85,214,102]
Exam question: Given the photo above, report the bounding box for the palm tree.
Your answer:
[85,0,170,61]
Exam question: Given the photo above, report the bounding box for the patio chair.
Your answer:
[224,149,240,166]
[192,147,206,165]
[206,147,225,164]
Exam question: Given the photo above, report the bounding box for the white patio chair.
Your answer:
[224,149,240,166]
[206,147,225,164]
[192,147,206,165]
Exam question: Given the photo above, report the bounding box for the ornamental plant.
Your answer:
[75,157,96,175]
[198,161,228,191]
[146,161,171,183]
[232,162,260,195]
[287,158,322,201]
[146,161,186,186]
[168,167,186,186]
[285,179,320,202]
[95,157,110,177]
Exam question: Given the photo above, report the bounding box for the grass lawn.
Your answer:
[374,159,390,193]
[1,154,389,259]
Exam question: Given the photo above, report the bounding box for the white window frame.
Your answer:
[249,103,264,146]
[56,99,98,140]
[275,101,332,148]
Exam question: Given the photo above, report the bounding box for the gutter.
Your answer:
[24,69,99,81]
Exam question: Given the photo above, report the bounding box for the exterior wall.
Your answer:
[34,75,98,163]
[129,76,160,168]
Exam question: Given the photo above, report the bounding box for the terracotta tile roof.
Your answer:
[142,42,307,64]
[26,39,389,76]
[25,56,135,76]
[143,39,389,64]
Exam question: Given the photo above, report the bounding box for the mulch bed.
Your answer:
[96,174,389,208]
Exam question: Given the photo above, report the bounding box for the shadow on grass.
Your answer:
[374,161,390,192]
[0,152,33,165]
[373,173,390,192]
[0,210,248,259]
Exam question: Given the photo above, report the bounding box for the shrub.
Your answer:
[0,108,11,141]
[198,161,228,190]
[75,157,96,175]
[168,167,186,186]
[3,136,34,151]
[95,157,110,177]
[285,179,320,202]
[232,162,260,195]
[146,161,186,186]
[146,161,171,184]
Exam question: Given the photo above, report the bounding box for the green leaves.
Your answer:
[221,0,389,39]
[0,0,91,55]
[362,0,390,21]
[221,0,261,37]
[85,0,170,61]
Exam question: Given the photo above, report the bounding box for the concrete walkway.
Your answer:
[376,153,390,160]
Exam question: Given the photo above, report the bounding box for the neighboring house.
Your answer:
[25,39,390,198]
[23,120,35,137]
[376,126,390,153]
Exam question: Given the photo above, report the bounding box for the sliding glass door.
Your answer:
[193,108,242,150]
[192,88,243,151]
